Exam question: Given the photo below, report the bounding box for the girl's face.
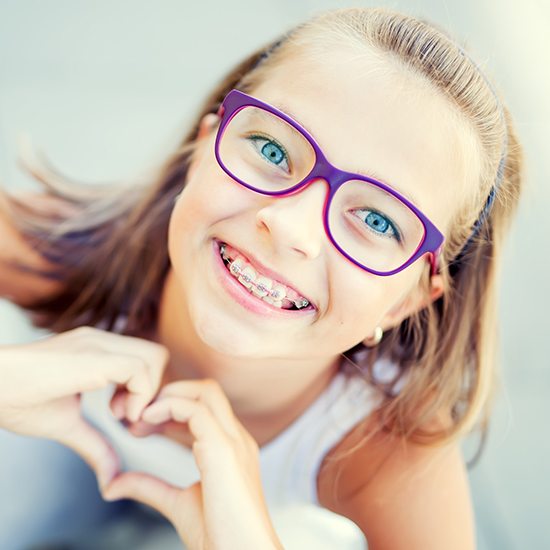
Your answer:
[167,46,477,362]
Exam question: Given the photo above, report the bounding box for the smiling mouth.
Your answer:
[217,241,314,312]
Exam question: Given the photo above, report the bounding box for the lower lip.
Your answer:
[211,239,316,319]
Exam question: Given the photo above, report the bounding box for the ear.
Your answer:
[186,114,221,182]
[197,113,220,140]
[379,274,445,331]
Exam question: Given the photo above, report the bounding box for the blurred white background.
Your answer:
[1,1,549,549]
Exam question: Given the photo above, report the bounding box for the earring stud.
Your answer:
[363,326,383,347]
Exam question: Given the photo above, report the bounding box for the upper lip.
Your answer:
[217,239,317,310]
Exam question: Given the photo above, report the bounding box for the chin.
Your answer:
[188,300,267,358]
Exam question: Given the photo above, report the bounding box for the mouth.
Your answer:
[214,239,317,313]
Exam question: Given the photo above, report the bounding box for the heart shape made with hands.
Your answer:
[97,378,281,550]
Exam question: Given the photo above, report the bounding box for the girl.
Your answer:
[0,6,523,550]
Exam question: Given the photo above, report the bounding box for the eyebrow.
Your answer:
[353,167,421,208]
[271,101,422,209]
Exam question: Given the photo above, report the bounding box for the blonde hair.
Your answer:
[0,8,524,470]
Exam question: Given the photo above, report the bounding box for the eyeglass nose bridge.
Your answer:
[280,159,359,255]
[294,154,353,199]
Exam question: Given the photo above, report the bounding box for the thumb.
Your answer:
[55,417,120,493]
[103,474,205,549]
[103,472,206,548]
[102,472,181,519]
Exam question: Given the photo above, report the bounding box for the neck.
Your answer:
[152,269,340,420]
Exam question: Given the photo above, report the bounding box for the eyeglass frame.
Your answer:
[213,89,445,277]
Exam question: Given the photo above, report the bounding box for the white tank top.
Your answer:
[80,354,402,549]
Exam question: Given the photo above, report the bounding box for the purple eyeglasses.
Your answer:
[214,89,444,277]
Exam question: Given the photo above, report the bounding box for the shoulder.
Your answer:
[317,414,476,550]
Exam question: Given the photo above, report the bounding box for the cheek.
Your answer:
[328,265,419,334]
[336,278,387,323]
[321,265,387,343]
[168,162,237,238]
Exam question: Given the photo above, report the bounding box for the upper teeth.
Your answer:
[220,243,310,310]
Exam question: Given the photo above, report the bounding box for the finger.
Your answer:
[141,397,192,424]
[103,474,205,550]
[43,351,163,422]
[157,379,239,436]
[53,327,169,420]
[102,472,179,519]
[122,418,190,446]
[56,417,121,493]
[111,387,158,427]
[89,333,167,422]
[142,398,234,451]
[32,353,150,400]
[125,389,152,424]
[125,419,165,438]
[109,387,127,420]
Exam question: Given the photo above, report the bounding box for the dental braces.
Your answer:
[220,243,310,309]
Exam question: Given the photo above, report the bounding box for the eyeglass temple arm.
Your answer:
[429,245,443,277]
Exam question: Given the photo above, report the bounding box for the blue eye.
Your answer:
[248,135,290,173]
[262,142,284,164]
[354,209,402,242]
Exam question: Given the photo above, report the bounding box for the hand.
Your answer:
[0,326,168,490]
[103,379,284,550]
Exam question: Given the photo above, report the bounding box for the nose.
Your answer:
[255,178,328,260]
